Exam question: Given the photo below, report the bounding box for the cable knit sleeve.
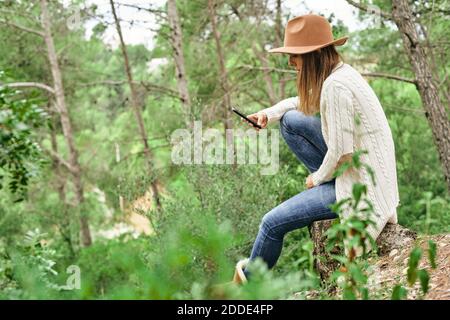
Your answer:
[311,82,355,186]
[260,96,299,123]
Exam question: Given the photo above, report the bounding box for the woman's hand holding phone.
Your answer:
[244,112,268,131]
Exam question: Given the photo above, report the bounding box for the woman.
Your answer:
[233,14,400,284]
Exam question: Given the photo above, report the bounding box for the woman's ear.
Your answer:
[288,54,300,68]
[288,55,295,67]
[295,55,303,71]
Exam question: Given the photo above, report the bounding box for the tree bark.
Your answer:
[167,0,192,128]
[110,0,161,210]
[252,44,277,106]
[391,0,450,193]
[274,0,283,47]
[279,76,288,100]
[309,220,417,281]
[40,0,92,247]
[50,115,74,256]
[207,0,236,170]
[1,82,55,94]
[207,0,233,131]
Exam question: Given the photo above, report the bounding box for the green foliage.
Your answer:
[407,247,422,285]
[0,228,69,299]
[0,75,49,200]
[391,240,438,300]
[428,240,437,269]
[417,192,447,234]
[324,150,378,300]
[391,284,407,300]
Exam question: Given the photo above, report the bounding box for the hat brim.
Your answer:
[268,36,348,54]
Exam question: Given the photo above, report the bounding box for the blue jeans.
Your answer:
[243,110,337,279]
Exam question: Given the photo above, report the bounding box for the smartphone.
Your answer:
[232,107,262,129]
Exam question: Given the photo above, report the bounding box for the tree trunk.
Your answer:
[207,0,233,131]
[110,0,161,210]
[274,0,283,47]
[391,0,450,192]
[309,220,417,281]
[50,115,74,255]
[252,44,277,106]
[40,0,92,247]
[167,0,192,128]
[207,0,236,170]
[279,76,288,100]
[308,220,340,281]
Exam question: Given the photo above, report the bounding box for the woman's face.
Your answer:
[289,54,302,71]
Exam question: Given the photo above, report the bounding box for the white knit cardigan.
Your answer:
[261,62,400,241]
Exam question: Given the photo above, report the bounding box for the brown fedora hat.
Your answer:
[269,14,348,54]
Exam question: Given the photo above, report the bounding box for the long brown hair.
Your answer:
[296,45,342,115]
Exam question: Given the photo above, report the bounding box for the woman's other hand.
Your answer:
[305,174,314,189]
[244,112,268,131]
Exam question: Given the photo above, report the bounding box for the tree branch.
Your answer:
[236,64,296,74]
[361,72,417,84]
[77,79,182,100]
[115,2,167,23]
[345,0,392,20]
[139,81,182,99]
[1,82,55,94]
[43,147,77,175]
[237,65,417,85]
[0,18,44,37]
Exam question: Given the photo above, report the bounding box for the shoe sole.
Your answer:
[234,258,249,284]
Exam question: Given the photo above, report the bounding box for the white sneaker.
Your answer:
[233,258,249,284]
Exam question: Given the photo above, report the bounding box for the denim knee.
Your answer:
[280,109,298,134]
[280,109,313,139]
[259,213,282,240]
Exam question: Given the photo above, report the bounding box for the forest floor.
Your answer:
[294,233,450,300]
[368,233,450,300]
